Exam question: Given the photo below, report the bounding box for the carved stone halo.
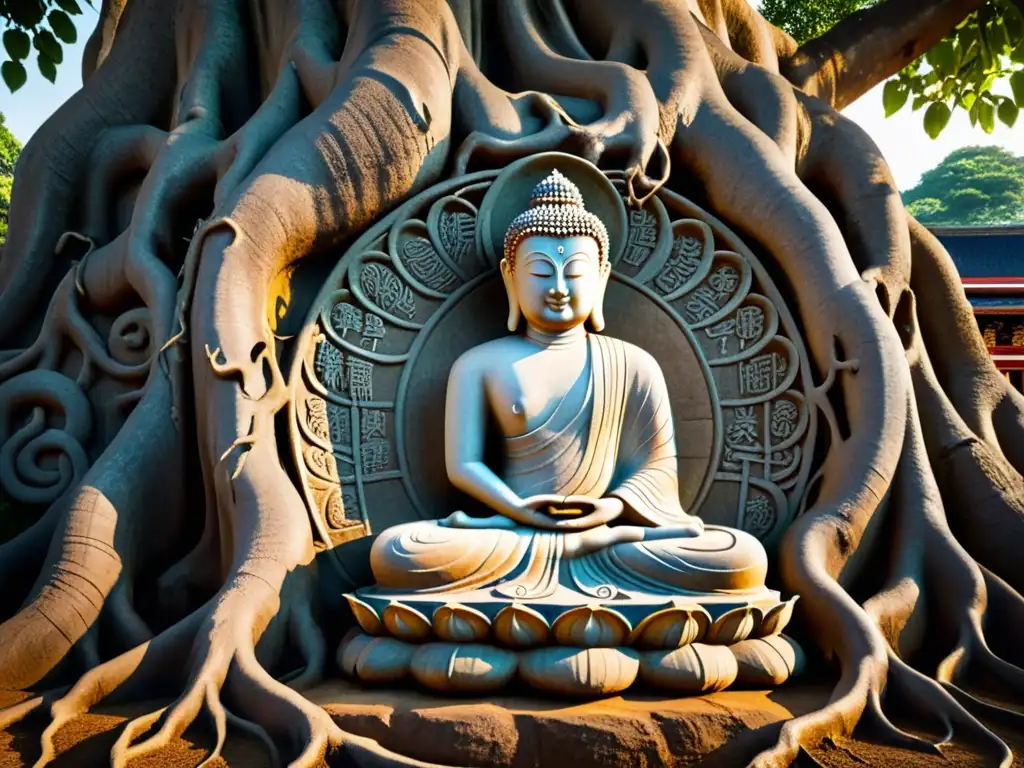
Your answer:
[478,153,629,268]
[288,152,816,576]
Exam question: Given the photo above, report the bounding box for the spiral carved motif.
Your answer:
[0,370,93,505]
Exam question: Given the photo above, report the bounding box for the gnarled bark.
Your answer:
[2,0,1021,765]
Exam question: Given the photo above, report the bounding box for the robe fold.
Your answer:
[369,335,767,597]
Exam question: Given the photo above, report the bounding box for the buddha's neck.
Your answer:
[524,325,588,350]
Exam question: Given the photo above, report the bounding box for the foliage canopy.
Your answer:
[0,111,21,244]
[903,145,1024,225]
[1,0,87,91]
[761,0,1024,137]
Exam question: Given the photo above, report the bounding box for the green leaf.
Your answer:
[37,52,57,84]
[32,31,62,65]
[1012,41,1024,64]
[962,91,978,110]
[883,80,909,117]
[912,94,929,111]
[926,40,959,76]
[1,60,27,93]
[1012,70,1024,107]
[3,29,31,61]
[48,10,77,45]
[978,98,996,133]
[998,98,1019,127]
[970,99,980,127]
[9,0,46,28]
[924,102,952,138]
[55,0,83,14]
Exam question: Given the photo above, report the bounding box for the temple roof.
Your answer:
[932,226,1024,279]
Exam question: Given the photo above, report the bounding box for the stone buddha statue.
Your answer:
[341,170,801,697]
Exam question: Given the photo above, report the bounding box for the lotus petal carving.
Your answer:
[754,596,799,638]
[338,630,415,684]
[639,643,737,693]
[704,606,762,645]
[382,601,433,642]
[410,642,517,692]
[627,606,712,649]
[345,594,382,635]
[731,634,805,686]
[493,603,551,648]
[552,606,631,648]
[520,647,640,697]
[433,603,491,642]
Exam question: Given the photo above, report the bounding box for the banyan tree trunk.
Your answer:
[2,0,1024,766]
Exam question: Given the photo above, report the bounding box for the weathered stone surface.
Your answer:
[731,635,805,687]
[638,643,738,693]
[309,680,834,767]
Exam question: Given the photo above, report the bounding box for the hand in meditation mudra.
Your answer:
[342,169,801,697]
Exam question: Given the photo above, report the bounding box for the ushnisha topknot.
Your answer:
[503,169,610,269]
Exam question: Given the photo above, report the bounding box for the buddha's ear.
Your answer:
[500,258,521,332]
[589,260,612,333]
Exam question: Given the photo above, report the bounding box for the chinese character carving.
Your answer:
[327,403,351,446]
[361,409,387,441]
[361,438,390,474]
[438,210,476,266]
[402,237,459,293]
[348,358,375,402]
[744,496,775,536]
[623,208,658,267]
[360,262,417,319]
[314,341,346,393]
[361,313,386,351]
[771,400,799,440]
[330,303,363,338]
[739,352,787,396]
[684,284,721,323]
[708,266,739,297]
[705,318,736,355]
[735,306,764,349]
[727,406,759,446]
[655,234,703,294]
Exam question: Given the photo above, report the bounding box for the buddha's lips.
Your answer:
[546,298,570,310]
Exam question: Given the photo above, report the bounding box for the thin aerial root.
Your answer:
[0,695,46,731]
[941,682,1024,732]
[860,689,942,756]
[109,707,167,768]
[197,682,227,768]
[888,653,1012,768]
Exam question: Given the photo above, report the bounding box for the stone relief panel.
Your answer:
[290,168,816,556]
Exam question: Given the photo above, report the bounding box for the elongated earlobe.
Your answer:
[589,262,611,332]
[500,258,521,332]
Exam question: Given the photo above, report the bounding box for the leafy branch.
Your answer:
[1,0,89,91]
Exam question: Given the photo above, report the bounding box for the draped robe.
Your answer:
[370,335,767,599]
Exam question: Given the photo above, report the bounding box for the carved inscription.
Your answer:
[684,266,739,323]
[744,497,775,536]
[655,234,703,294]
[623,208,658,267]
[438,211,475,266]
[727,406,758,446]
[402,238,459,292]
[361,439,390,474]
[315,341,346,393]
[348,358,375,402]
[739,352,787,397]
[771,400,799,440]
[361,263,417,318]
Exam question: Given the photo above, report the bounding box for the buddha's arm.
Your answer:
[444,352,536,525]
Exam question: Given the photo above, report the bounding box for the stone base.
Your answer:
[338,631,804,696]
[308,680,835,768]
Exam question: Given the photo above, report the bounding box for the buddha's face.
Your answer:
[506,235,606,334]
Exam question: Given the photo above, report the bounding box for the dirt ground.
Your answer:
[2,683,1022,767]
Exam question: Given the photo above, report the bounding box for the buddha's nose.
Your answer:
[550,273,568,297]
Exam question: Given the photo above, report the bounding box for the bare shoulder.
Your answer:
[450,336,524,377]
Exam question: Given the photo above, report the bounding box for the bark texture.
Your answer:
[2,0,1023,765]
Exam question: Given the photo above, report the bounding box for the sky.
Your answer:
[2,9,1024,192]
